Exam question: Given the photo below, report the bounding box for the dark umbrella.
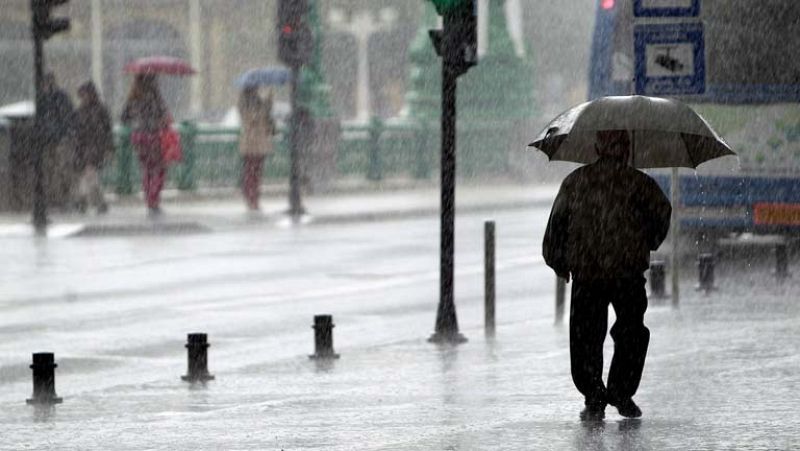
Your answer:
[123,56,196,76]
[529,95,735,169]
[530,95,736,307]
[234,67,291,88]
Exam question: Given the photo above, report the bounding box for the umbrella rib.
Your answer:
[683,133,698,168]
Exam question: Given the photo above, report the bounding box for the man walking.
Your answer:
[543,130,671,420]
[73,81,113,213]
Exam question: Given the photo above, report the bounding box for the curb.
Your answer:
[73,221,212,237]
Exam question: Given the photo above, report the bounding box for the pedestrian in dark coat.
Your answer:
[40,73,75,148]
[120,74,170,217]
[543,129,671,420]
[40,73,76,207]
[74,81,113,213]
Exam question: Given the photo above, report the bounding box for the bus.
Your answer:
[589,0,800,240]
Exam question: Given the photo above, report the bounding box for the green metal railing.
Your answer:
[105,117,510,195]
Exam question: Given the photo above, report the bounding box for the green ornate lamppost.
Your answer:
[297,0,334,118]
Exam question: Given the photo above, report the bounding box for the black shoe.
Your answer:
[580,398,606,421]
[609,398,642,418]
[97,203,109,215]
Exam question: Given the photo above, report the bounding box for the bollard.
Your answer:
[484,221,496,338]
[181,333,215,382]
[649,260,666,298]
[775,243,789,280]
[555,276,566,324]
[26,353,63,405]
[310,315,340,359]
[697,253,715,292]
[367,116,384,181]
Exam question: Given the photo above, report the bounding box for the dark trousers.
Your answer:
[570,276,650,404]
[242,155,265,210]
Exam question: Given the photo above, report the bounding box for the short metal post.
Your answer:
[484,220,496,338]
[697,253,715,292]
[310,315,340,359]
[367,116,384,181]
[26,353,63,405]
[649,260,666,298]
[181,333,215,382]
[775,243,789,280]
[555,276,566,324]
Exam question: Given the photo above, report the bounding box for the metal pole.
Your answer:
[649,260,666,298]
[671,168,680,307]
[429,63,465,344]
[775,242,789,280]
[188,0,204,115]
[90,0,103,95]
[288,67,305,218]
[32,32,47,234]
[555,276,566,324]
[484,220,495,338]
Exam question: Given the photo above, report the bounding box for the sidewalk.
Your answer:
[1,196,798,449]
[0,180,559,237]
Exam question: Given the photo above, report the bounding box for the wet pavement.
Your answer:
[0,207,798,450]
[0,183,558,236]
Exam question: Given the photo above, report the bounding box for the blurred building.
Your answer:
[0,0,595,123]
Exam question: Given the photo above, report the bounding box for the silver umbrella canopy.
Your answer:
[529,95,736,168]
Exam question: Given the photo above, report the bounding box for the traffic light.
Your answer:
[277,0,313,68]
[31,0,70,41]
[429,0,477,75]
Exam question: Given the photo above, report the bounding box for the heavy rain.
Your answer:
[1,0,799,449]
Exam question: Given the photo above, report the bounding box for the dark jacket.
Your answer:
[75,100,114,170]
[543,157,672,281]
[120,94,167,133]
[40,88,75,147]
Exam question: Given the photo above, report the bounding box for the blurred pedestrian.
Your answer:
[120,74,169,217]
[238,86,275,211]
[40,72,76,208]
[543,130,671,420]
[73,81,113,214]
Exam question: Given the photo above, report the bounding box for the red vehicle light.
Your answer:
[601,0,614,9]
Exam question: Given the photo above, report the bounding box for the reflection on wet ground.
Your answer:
[0,211,798,449]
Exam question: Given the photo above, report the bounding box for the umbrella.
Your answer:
[234,67,291,88]
[530,95,736,309]
[529,95,735,169]
[123,56,196,76]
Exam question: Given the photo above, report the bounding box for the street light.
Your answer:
[277,0,314,219]
[427,0,477,345]
[30,0,71,234]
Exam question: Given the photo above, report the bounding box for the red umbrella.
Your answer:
[123,56,196,76]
